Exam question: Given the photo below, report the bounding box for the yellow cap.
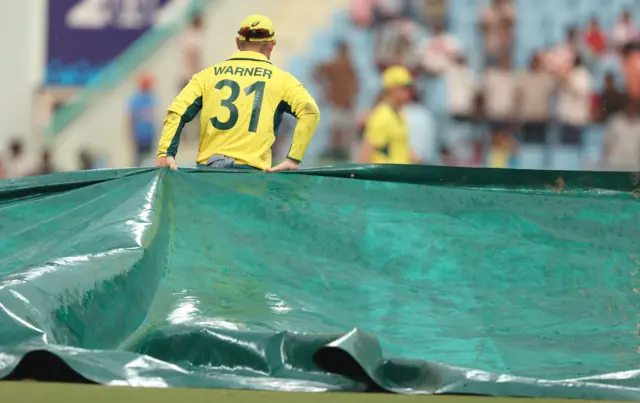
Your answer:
[238,14,276,42]
[382,66,413,89]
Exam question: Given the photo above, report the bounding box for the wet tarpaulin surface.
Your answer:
[1,165,640,399]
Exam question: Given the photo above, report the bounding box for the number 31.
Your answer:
[211,79,265,133]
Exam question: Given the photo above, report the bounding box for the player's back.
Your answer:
[157,14,321,171]
[194,52,298,169]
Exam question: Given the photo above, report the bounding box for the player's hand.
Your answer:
[156,156,178,171]
[166,156,178,171]
[268,158,299,173]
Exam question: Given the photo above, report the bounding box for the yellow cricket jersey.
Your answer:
[157,51,320,170]
[364,103,410,164]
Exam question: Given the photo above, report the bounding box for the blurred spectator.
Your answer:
[603,98,640,170]
[479,0,515,65]
[375,15,422,74]
[483,52,518,131]
[439,146,456,166]
[457,139,486,167]
[359,66,420,164]
[405,0,429,24]
[446,55,476,121]
[4,138,30,179]
[79,150,96,171]
[419,21,462,76]
[181,13,204,88]
[517,52,554,143]
[612,10,636,49]
[584,17,607,57]
[377,0,409,20]
[0,158,5,179]
[416,0,447,25]
[30,150,56,176]
[350,0,377,28]
[314,42,359,161]
[556,56,592,145]
[129,72,158,167]
[487,129,517,168]
[546,27,582,74]
[599,71,627,122]
[622,42,640,99]
[441,55,479,166]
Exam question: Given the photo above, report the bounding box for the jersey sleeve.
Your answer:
[157,73,204,158]
[281,73,321,162]
[364,110,388,150]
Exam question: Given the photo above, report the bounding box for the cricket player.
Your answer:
[359,66,420,165]
[156,14,321,172]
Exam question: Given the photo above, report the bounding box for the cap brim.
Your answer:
[237,26,275,42]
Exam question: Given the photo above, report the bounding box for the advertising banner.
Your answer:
[46,0,171,85]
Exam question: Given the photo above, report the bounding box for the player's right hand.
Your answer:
[268,158,299,173]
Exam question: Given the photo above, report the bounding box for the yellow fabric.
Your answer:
[364,103,410,164]
[382,66,413,89]
[238,14,276,42]
[489,149,509,168]
[157,51,320,170]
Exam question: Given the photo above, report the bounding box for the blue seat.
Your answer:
[406,104,438,163]
[582,125,605,167]
[550,146,582,170]
[424,77,447,116]
[517,145,546,170]
[307,34,335,65]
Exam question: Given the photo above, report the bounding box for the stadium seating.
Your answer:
[289,0,637,169]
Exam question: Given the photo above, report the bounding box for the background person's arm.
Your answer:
[410,148,422,164]
[358,140,375,164]
[156,74,204,170]
[359,110,386,164]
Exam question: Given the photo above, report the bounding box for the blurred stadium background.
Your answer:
[2,0,640,177]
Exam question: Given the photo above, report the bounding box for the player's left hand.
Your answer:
[268,158,299,173]
[156,156,178,171]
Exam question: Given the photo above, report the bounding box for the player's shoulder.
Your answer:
[367,104,398,132]
[369,103,393,122]
[190,66,216,82]
[263,63,300,85]
[266,63,299,81]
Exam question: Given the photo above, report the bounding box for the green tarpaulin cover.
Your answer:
[1,165,640,400]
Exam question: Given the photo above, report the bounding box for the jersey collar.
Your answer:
[227,51,272,64]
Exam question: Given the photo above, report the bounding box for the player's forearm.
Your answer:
[287,106,320,162]
[156,112,182,158]
[359,141,374,164]
[410,148,422,164]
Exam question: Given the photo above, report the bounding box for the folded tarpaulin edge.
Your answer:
[1,166,640,193]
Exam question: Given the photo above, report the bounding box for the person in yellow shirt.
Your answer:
[358,66,420,165]
[156,14,321,172]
